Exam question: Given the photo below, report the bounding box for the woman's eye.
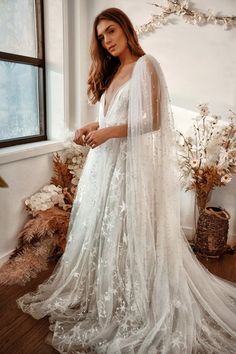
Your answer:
[109,29,114,34]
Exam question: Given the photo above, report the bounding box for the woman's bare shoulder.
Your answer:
[135,54,159,76]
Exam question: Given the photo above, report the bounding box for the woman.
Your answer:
[17,8,236,354]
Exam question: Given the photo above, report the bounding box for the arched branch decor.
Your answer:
[136,0,236,36]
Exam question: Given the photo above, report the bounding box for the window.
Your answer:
[0,0,46,148]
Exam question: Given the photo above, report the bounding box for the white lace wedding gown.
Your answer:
[17,55,236,354]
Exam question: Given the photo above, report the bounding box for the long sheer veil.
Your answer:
[125,54,236,353]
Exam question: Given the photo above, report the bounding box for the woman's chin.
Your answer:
[110,51,119,57]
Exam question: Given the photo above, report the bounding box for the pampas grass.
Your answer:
[0,207,70,285]
[0,239,53,286]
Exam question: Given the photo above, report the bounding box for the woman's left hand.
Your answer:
[84,128,110,149]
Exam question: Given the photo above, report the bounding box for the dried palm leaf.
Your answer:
[51,152,72,189]
[0,176,8,188]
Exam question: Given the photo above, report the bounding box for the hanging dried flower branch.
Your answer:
[136,0,236,36]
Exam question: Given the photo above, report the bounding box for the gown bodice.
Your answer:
[99,80,131,128]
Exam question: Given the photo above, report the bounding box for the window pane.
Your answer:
[0,61,40,140]
[0,0,36,57]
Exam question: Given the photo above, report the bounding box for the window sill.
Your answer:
[0,140,65,165]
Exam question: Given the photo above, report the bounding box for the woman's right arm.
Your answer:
[73,121,99,145]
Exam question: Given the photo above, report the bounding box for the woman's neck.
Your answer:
[118,50,139,67]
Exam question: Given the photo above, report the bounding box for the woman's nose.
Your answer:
[104,35,111,45]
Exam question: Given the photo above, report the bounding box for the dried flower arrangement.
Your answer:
[176,104,236,211]
[0,137,89,285]
[136,0,236,36]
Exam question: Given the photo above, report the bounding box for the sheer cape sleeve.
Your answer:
[126,54,184,316]
[125,55,236,351]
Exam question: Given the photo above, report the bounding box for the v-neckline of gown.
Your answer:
[103,79,131,118]
[102,57,142,119]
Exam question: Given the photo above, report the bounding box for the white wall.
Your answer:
[0,153,54,261]
[67,0,90,129]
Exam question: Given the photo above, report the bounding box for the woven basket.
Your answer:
[195,206,230,258]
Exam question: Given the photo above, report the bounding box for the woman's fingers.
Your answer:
[82,135,86,144]
[84,132,93,144]
[73,128,98,148]
[73,129,86,145]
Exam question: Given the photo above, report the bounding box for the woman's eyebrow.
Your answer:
[98,25,114,38]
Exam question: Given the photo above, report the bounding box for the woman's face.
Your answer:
[97,19,128,57]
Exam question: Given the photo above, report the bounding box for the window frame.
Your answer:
[0,0,47,148]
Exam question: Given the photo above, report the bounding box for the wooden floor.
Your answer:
[0,261,58,354]
[0,253,235,354]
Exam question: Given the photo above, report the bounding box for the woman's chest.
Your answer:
[99,83,130,126]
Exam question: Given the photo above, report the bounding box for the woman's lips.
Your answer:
[109,45,116,52]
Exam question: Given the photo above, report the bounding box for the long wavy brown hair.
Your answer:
[87,8,145,104]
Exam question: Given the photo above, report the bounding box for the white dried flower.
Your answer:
[190,159,200,169]
[25,184,66,212]
[221,174,232,184]
[191,145,198,152]
[178,135,185,146]
[197,103,209,117]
